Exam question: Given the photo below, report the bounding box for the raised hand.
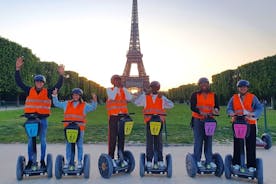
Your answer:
[57,64,65,75]
[91,93,97,102]
[16,56,24,70]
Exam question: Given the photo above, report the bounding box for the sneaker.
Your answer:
[210,162,217,168]
[77,162,82,169]
[121,160,128,167]
[40,160,46,169]
[26,161,33,170]
[248,167,256,173]
[146,161,152,168]
[112,159,117,167]
[233,164,240,171]
[63,162,69,169]
[158,161,166,169]
[197,162,203,168]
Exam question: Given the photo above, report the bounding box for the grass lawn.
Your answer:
[0,103,275,144]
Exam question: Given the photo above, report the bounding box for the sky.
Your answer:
[1,0,276,90]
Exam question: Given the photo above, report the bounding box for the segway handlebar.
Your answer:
[61,120,85,126]
[144,113,167,116]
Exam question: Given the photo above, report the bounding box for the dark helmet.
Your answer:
[111,74,121,84]
[198,77,209,85]
[34,75,46,83]
[237,80,250,87]
[150,81,160,90]
[72,88,83,96]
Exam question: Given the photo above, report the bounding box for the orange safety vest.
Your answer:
[143,95,166,123]
[192,92,215,119]
[24,87,51,115]
[106,88,128,116]
[232,92,256,124]
[64,100,87,131]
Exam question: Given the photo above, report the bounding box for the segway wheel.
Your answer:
[166,154,172,178]
[262,133,272,150]
[256,158,263,184]
[98,153,113,178]
[139,153,145,177]
[16,156,25,180]
[224,154,232,179]
[46,153,53,178]
[55,155,64,179]
[83,154,90,179]
[185,153,197,177]
[124,150,135,174]
[212,153,224,177]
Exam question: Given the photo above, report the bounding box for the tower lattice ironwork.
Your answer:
[121,0,149,92]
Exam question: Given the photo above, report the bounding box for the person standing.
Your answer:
[190,77,219,169]
[15,56,64,169]
[227,79,263,172]
[106,75,133,167]
[52,88,97,169]
[134,81,174,169]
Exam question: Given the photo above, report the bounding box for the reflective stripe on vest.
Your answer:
[106,88,128,116]
[64,100,86,130]
[24,87,51,115]
[192,92,215,119]
[233,93,256,124]
[143,95,166,123]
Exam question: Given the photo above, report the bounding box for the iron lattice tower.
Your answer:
[121,0,149,92]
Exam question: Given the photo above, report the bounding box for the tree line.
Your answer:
[0,36,107,104]
[168,55,276,109]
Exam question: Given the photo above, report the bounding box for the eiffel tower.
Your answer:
[121,0,149,92]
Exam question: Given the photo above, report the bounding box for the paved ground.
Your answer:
[0,144,274,184]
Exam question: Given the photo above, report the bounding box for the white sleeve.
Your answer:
[134,93,146,107]
[123,87,133,101]
[106,87,119,100]
[162,96,174,109]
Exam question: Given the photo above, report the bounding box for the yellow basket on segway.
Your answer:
[150,121,162,135]
[124,121,134,135]
[65,129,79,143]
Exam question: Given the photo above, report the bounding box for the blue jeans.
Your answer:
[66,131,84,164]
[192,118,212,163]
[27,118,48,162]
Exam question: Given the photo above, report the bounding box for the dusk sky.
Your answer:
[1,0,276,90]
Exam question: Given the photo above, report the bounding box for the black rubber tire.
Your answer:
[46,154,53,178]
[16,155,25,180]
[224,154,232,179]
[212,153,224,177]
[139,153,145,177]
[98,153,113,179]
[185,153,197,177]
[256,158,263,184]
[166,154,172,178]
[262,133,272,150]
[55,155,64,179]
[83,154,90,179]
[124,150,135,174]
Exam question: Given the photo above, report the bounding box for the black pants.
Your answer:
[108,115,125,159]
[233,124,256,168]
[146,123,163,162]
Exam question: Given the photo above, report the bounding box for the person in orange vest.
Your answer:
[227,80,263,172]
[106,75,133,167]
[190,77,219,169]
[15,56,64,170]
[134,81,174,169]
[52,88,97,169]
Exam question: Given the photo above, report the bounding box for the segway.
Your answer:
[256,102,272,149]
[98,113,135,178]
[224,115,263,184]
[16,114,53,180]
[55,121,90,179]
[186,115,224,177]
[139,114,172,178]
